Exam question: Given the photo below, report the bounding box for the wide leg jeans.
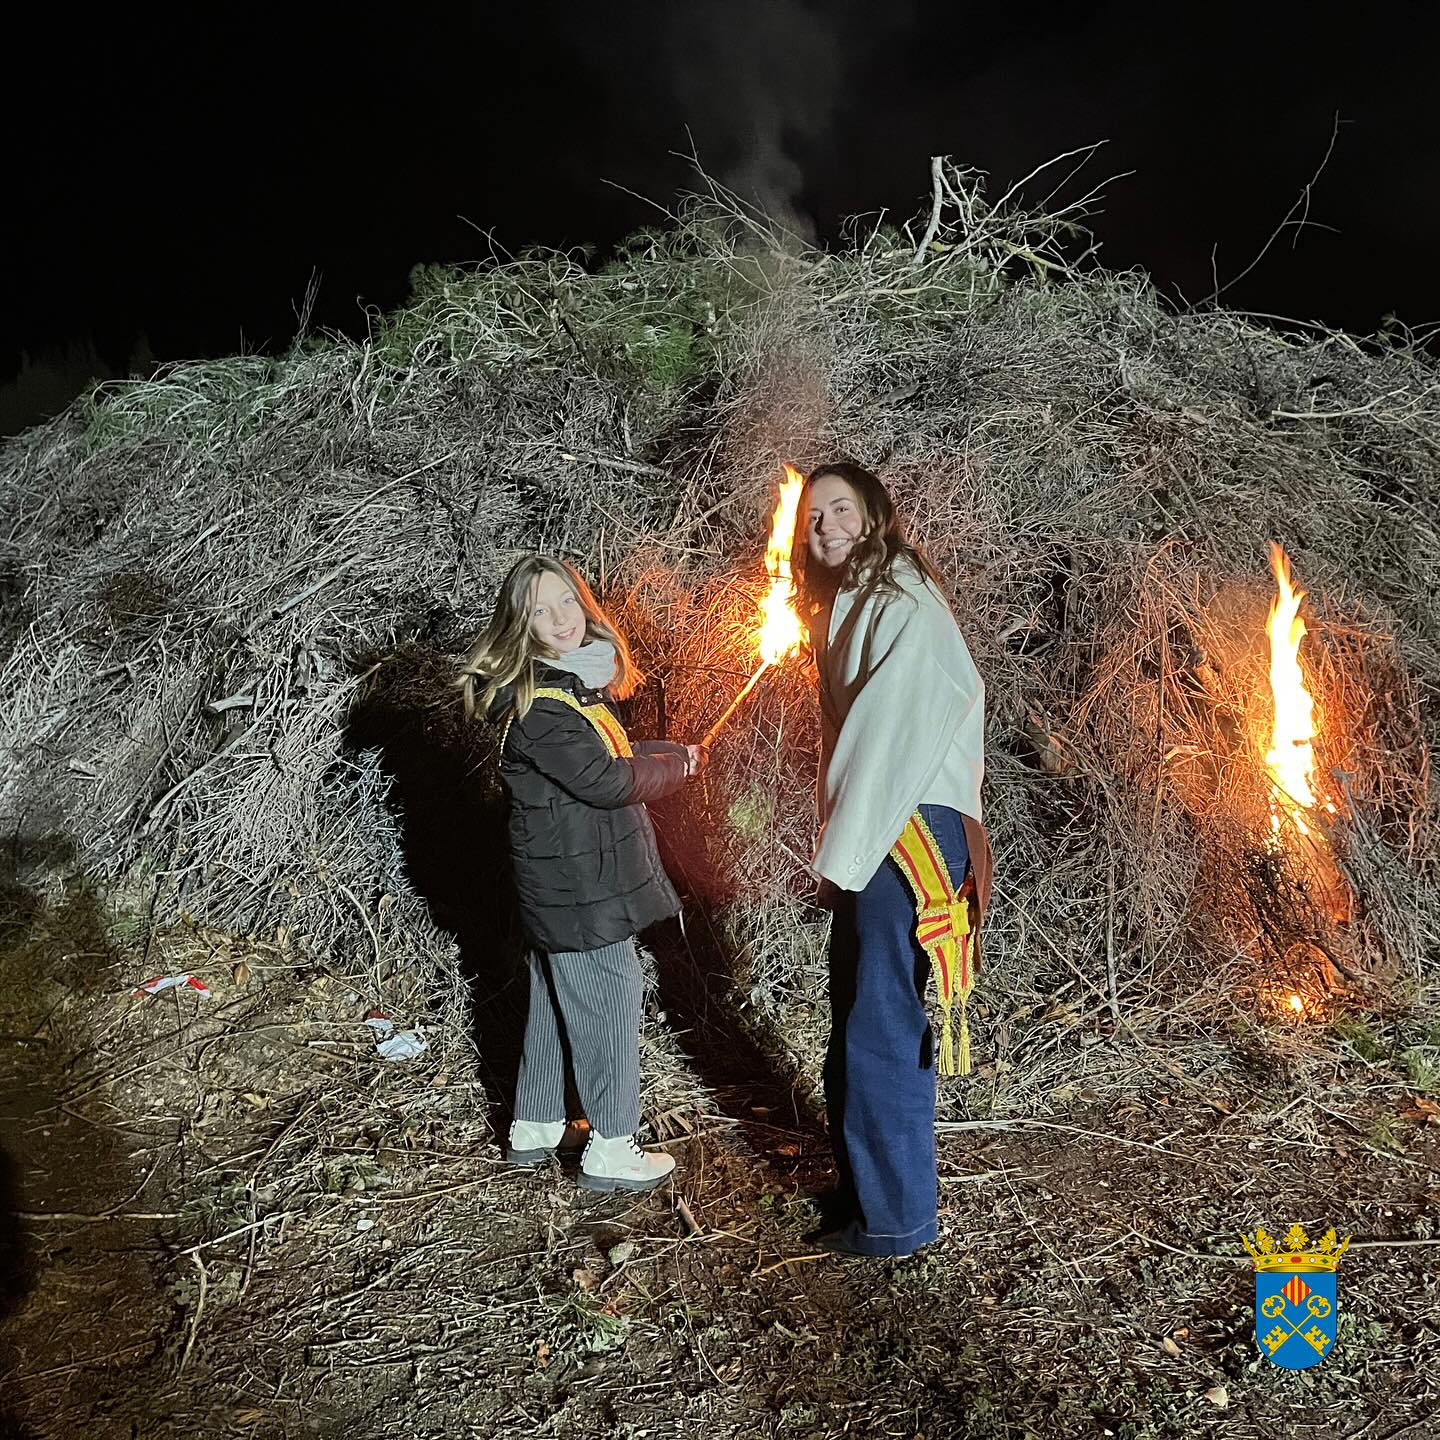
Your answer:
[824,804,969,1256]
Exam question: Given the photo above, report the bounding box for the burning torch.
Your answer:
[700,465,807,750]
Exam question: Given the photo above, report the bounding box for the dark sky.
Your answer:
[5,2,1438,434]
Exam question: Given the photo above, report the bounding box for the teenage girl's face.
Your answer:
[805,475,868,569]
[529,570,586,654]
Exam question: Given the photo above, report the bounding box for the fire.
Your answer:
[1253,549,1350,996]
[698,465,807,751]
[755,464,806,665]
[1263,543,1320,839]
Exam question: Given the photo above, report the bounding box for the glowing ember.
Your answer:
[1288,994,1304,1014]
[756,464,806,665]
[1263,543,1320,839]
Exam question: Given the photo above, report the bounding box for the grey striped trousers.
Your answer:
[513,937,642,1138]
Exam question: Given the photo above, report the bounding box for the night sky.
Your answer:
[5,2,1438,436]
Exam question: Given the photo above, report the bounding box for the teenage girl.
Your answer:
[798,462,992,1257]
[459,555,704,1191]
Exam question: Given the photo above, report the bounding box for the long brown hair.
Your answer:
[795,462,949,617]
[457,554,641,722]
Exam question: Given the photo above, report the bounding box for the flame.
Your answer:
[1288,994,1304,1015]
[1263,543,1319,839]
[755,464,806,665]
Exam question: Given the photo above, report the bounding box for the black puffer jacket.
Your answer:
[491,667,690,953]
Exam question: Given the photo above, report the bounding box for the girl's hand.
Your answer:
[683,744,707,777]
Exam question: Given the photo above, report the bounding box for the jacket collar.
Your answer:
[535,663,610,706]
[484,665,614,724]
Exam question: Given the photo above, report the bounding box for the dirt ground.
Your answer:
[3,876,1439,1440]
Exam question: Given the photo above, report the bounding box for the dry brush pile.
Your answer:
[2,159,1438,1135]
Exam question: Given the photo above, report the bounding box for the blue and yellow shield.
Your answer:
[1255,1267,1337,1369]
[1241,1224,1349,1370]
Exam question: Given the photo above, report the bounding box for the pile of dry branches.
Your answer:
[2,157,1437,1123]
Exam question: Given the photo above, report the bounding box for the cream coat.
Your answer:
[813,558,985,891]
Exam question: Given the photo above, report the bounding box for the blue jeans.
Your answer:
[824,804,970,1256]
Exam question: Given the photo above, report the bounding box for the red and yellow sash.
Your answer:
[503,687,633,758]
[889,813,978,1077]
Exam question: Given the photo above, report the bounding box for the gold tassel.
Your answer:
[938,1003,957,1076]
[956,996,971,1077]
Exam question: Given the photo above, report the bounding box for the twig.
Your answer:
[1124,1230,1249,1264]
[755,1253,830,1275]
[1104,1230,1440,1268]
[935,1117,1199,1164]
[990,142,1108,215]
[17,1153,170,1222]
[369,1169,509,1205]
[675,1195,703,1237]
[911,155,945,268]
[139,717,260,831]
[179,1212,291,1256]
[272,556,357,619]
[1105,857,1120,1022]
[939,1168,1044,1185]
[558,450,666,478]
[178,1252,209,1373]
[17,1209,180,1222]
[1271,387,1414,420]
[337,881,384,990]
[1348,1238,1440,1250]
[206,691,255,714]
[1205,112,1341,305]
[14,1339,159,1382]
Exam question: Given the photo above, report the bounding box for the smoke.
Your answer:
[661,1,909,238]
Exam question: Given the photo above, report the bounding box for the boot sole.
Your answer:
[506,1146,585,1166]
[577,1170,674,1192]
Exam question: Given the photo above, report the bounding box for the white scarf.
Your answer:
[541,638,618,691]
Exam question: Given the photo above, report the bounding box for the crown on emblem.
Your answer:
[1240,1223,1351,1273]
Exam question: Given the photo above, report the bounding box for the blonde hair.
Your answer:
[457,554,641,722]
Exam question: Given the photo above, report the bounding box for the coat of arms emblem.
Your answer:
[1240,1223,1350,1369]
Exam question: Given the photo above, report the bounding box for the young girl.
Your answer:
[798,462,993,1257]
[458,555,704,1192]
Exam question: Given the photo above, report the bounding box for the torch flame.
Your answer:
[756,464,806,665]
[698,465,808,751]
[1263,543,1318,838]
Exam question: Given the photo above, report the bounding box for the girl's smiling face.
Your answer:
[529,569,585,653]
[806,474,868,569]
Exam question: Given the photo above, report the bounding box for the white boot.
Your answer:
[507,1119,567,1165]
[579,1134,676,1192]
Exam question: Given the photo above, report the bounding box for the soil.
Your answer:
[0,881,181,1438]
[3,881,1438,1440]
